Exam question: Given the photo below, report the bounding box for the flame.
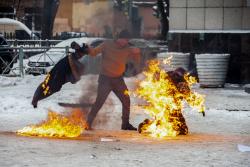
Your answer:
[136,59,205,138]
[162,55,173,65]
[17,109,87,138]
[42,74,51,96]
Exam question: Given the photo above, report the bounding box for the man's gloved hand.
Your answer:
[79,43,89,54]
[71,41,80,50]
[70,41,89,59]
[71,41,89,54]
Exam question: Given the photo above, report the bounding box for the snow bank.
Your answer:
[0,75,42,87]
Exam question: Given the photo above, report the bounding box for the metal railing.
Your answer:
[0,46,68,77]
[0,39,168,77]
[6,39,63,47]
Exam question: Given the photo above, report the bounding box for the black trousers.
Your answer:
[32,56,76,105]
[87,74,130,126]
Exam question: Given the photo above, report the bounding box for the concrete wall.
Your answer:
[169,0,250,30]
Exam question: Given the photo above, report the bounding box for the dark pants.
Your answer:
[32,56,76,105]
[87,74,130,127]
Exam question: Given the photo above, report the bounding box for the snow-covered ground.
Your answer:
[0,74,250,167]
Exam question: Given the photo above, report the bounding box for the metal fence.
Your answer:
[0,39,168,77]
[0,46,68,77]
[6,39,63,47]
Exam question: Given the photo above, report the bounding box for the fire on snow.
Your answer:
[136,59,205,138]
[17,109,87,138]
[16,56,205,139]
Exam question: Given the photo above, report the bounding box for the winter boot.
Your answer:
[84,123,93,131]
[31,84,44,108]
[121,123,137,131]
[31,99,38,108]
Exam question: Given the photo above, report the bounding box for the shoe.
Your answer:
[84,123,93,131]
[121,123,137,131]
[31,100,37,108]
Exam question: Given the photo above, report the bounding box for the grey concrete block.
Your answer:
[242,8,250,29]
[205,8,223,29]
[187,8,205,29]
[224,0,243,7]
[170,0,187,7]
[224,8,242,29]
[205,0,223,7]
[169,8,187,30]
[187,0,205,7]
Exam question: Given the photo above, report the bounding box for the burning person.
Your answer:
[31,42,88,108]
[85,30,141,131]
[136,60,205,137]
[139,68,191,135]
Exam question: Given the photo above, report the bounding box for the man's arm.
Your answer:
[129,47,141,65]
[88,42,105,57]
[129,47,141,74]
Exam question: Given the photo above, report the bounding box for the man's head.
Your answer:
[115,29,130,47]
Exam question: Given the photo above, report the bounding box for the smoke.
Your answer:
[79,75,98,104]
[74,0,129,37]
[85,7,113,36]
[73,1,115,36]
[79,75,121,130]
[54,1,131,37]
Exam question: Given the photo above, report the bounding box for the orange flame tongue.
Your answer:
[17,109,86,138]
[136,60,205,138]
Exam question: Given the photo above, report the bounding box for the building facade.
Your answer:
[53,0,115,37]
[168,0,250,84]
[0,0,161,39]
[53,0,160,38]
[169,0,250,31]
[0,0,43,38]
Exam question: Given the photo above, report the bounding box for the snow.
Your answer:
[157,52,190,57]
[169,30,250,34]
[238,144,250,152]
[0,74,250,166]
[0,18,37,38]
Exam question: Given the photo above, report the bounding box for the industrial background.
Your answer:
[0,0,250,83]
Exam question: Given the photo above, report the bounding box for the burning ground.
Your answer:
[0,74,250,166]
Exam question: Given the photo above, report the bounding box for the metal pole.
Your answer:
[65,46,69,55]
[19,46,24,77]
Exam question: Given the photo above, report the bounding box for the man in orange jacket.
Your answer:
[86,30,141,130]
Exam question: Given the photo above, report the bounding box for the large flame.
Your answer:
[17,109,87,138]
[136,59,205,138]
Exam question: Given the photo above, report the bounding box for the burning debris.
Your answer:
[136,59,205,138]
[17,109,87,138]
[31,42,88,108]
